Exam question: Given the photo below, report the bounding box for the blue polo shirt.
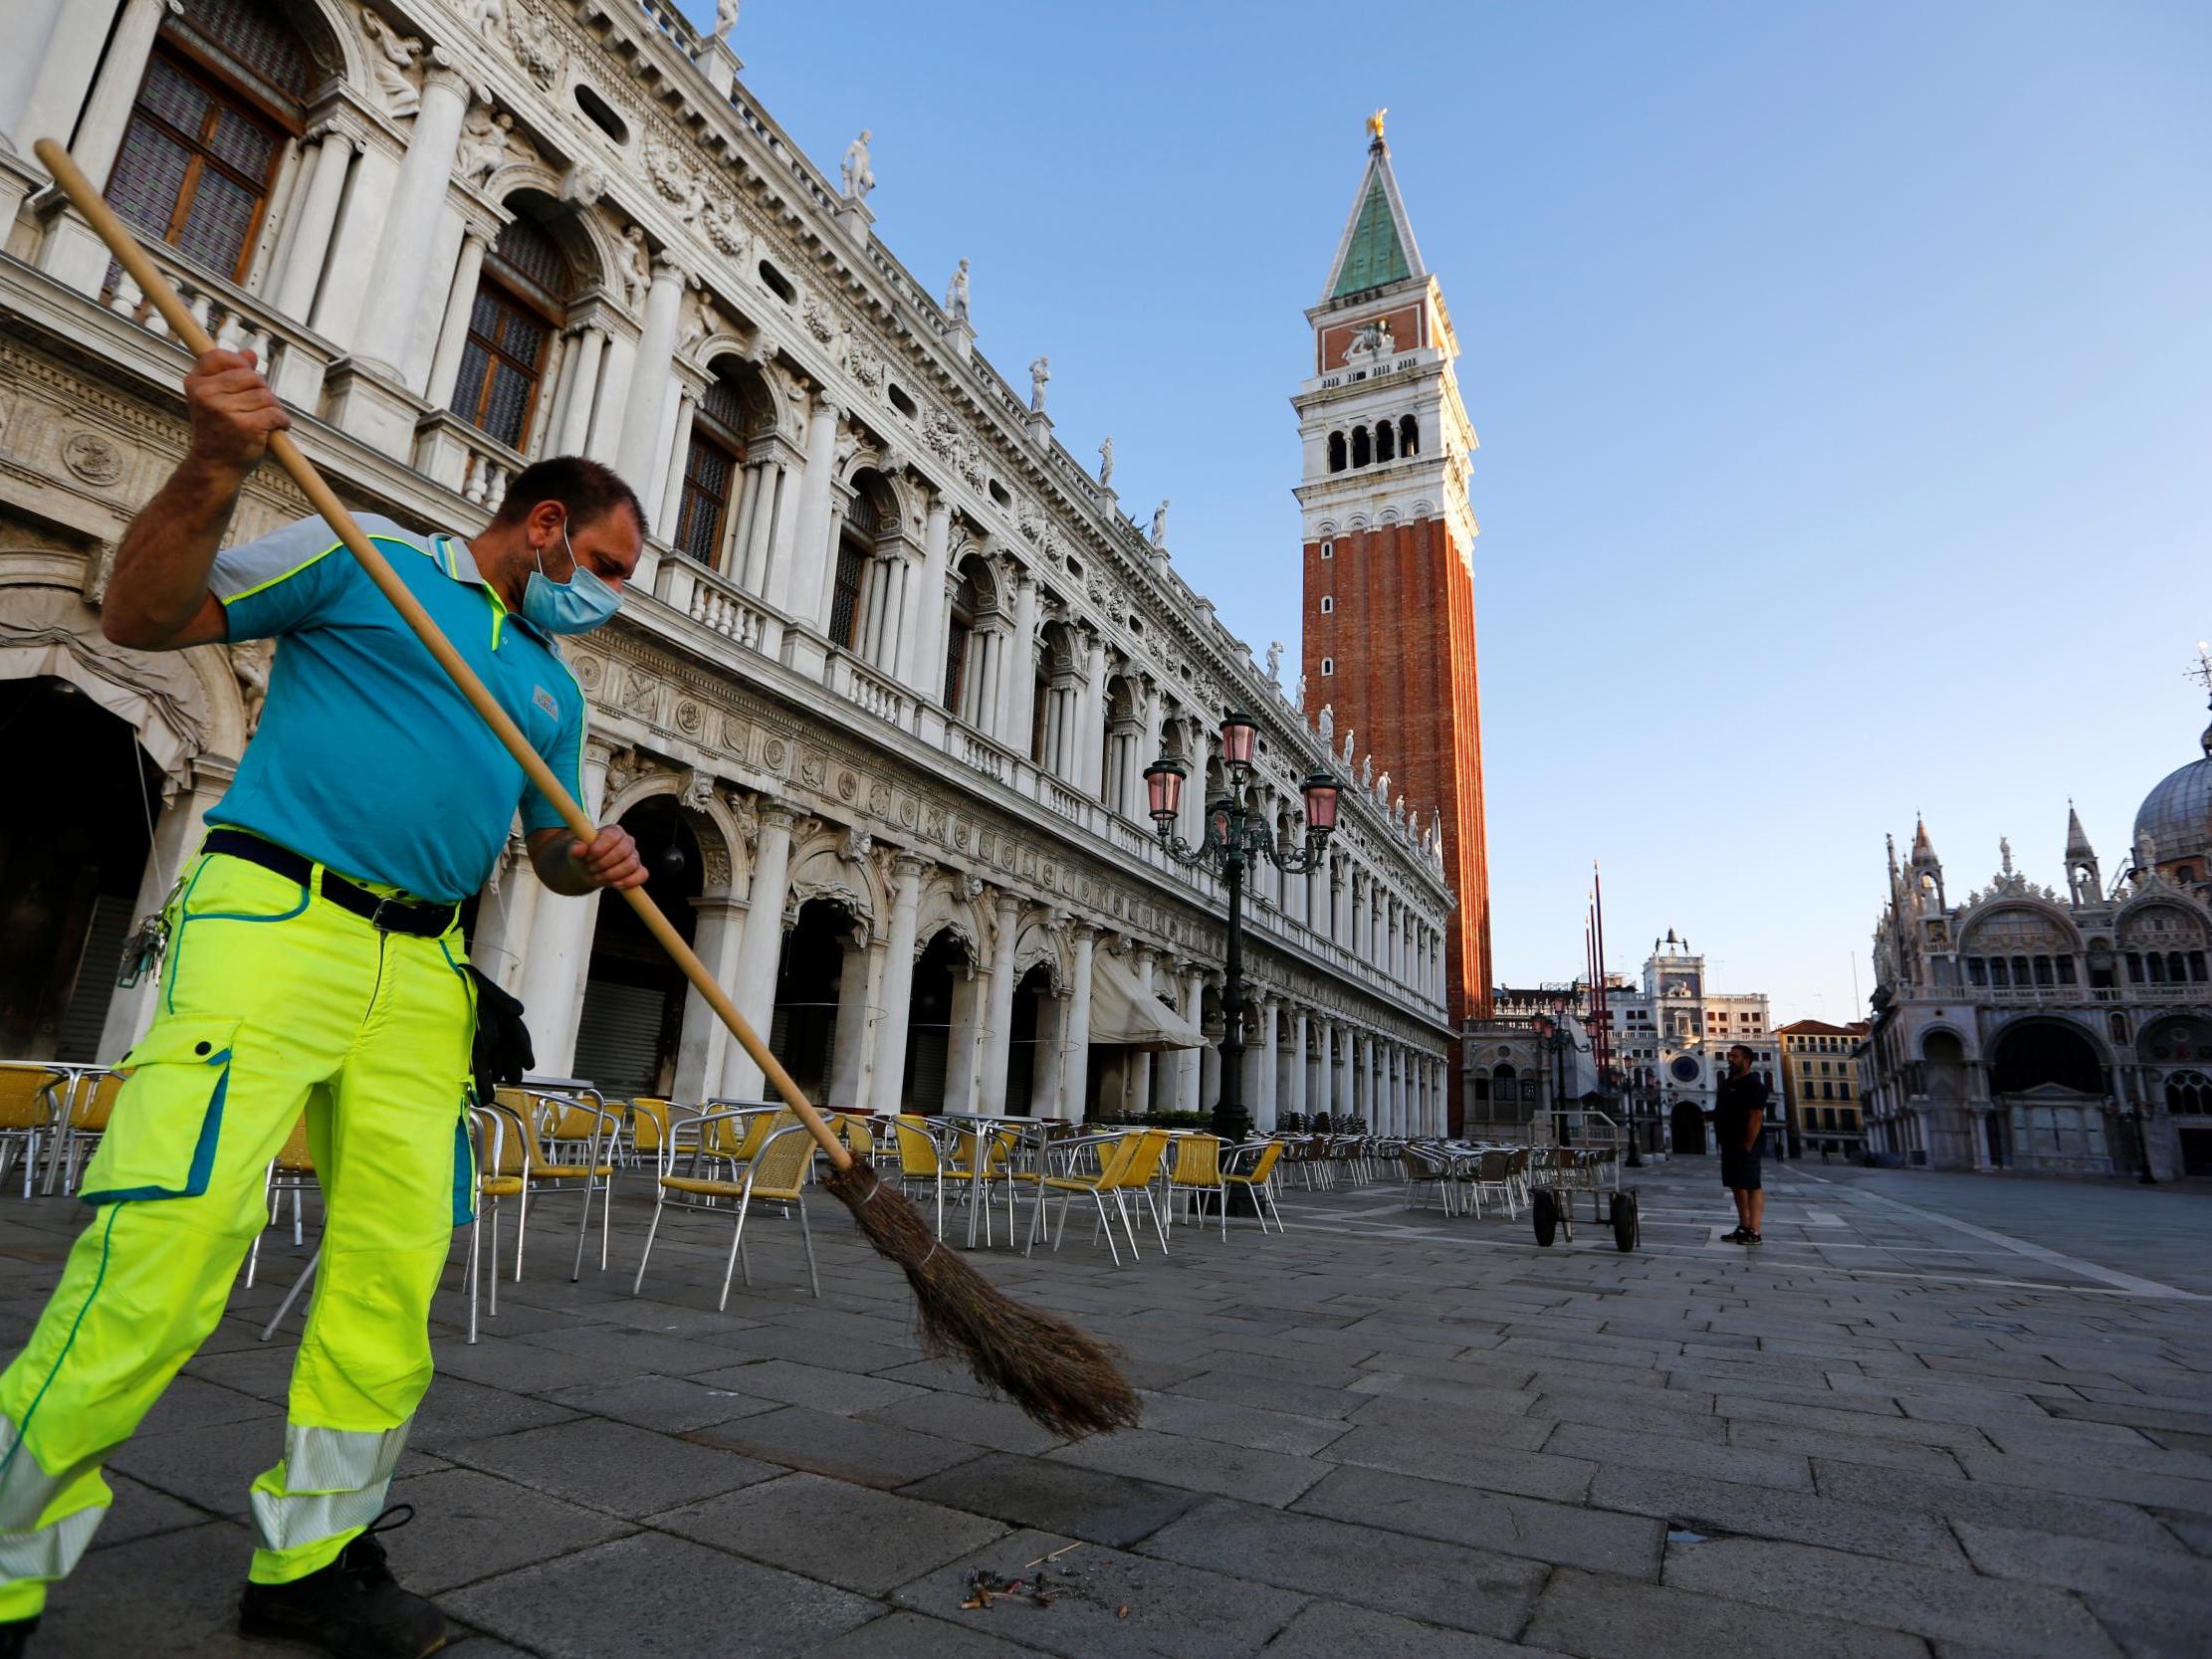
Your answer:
[209,514,587,903]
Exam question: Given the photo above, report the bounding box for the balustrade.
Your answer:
[655,550,774,652]
[100,248,332,406]
[830,653,912,730]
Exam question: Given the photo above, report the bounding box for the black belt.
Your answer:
[203,830,461,938]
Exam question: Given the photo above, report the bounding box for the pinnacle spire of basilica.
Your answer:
[1322,112,1427,302]
[2066,800,2095,861]
[1910,815,1938,868]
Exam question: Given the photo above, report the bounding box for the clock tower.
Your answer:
[1296,114,1494,1031]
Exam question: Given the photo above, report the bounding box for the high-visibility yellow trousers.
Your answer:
[0,850,476,1620]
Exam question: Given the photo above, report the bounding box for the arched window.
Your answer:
[1351,427,1371,468]
[1320,656,1334,677]
[1375,421,1395,464]
[1400,414,1420,455]
[2166,1071,2211,1114]
[108,0,316,283]
[1327,432,1347,473]
[451,210,571,452]
[828,488,876,651]
[1320,595,1334,614]
[675,366,748,568]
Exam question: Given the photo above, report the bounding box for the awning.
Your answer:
[1088,947,1205,1051]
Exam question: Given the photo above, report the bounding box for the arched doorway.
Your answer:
[1989,1020,2111,1175]
[1004,961,1056,1113]
[901,930,970,1113]
[1670,1099,1705,1154]
[571,795,699,1097]
[771,899,861,1103]
[0,678,164,1060]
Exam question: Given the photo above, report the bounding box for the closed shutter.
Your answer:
[571,981,663,1098]
[905,1027,949,1113]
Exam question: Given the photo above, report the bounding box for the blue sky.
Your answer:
[683,1,2211,1022]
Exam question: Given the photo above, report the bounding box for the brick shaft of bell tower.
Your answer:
[1301,519,1492,1022]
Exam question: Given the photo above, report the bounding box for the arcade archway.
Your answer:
[0,677,164,1060]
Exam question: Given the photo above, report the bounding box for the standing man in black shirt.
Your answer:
[1715,1043,1769,1244]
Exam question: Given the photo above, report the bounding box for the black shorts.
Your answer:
[1721,1145,1763,1191]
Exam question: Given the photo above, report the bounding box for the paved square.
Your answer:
[5,1155,2208,1657]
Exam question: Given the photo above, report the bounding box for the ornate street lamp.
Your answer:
[1146,713,1338,1142]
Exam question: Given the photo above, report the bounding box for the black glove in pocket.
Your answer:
[467,965,537,1105]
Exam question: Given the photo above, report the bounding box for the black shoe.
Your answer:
[1722,1227,1748,1243]
[0,1616,38,1657]
[1745,1231,1763,1246]
[239,1507,447,1659]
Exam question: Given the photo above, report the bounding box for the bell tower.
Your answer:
[1297,112,1493,1025]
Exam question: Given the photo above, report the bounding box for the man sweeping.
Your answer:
[0,346,647,1658]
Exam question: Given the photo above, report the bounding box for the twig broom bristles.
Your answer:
[35,137,1141,1441]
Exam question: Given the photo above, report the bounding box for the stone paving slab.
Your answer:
[651,1471,1008,1595]
[12,1155,2212,1657]
[444,1532,880,1658]
[1139,1494,1548,1637]
[1660,1536,2124,1657]
[886,1527,1299,1659]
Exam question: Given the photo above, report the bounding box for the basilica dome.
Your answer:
[2133,706,2212,875]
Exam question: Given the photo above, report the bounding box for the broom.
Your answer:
[35,137,1140,1442]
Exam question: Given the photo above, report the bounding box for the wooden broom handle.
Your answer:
[35,138,854,1170]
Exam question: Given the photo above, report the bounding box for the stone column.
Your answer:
[998,572,1038,747]
[551,325,605,456]
[1060,924,1097,1121]
[1256,999,1291,1133]
[353,65,474,381]
[902,496,951,696]
[15,0,163,217]
[869,854,927,1113]
[618,256,686,485]
[654,384,698,535]
[978,891,1020,1111]
[1081,637,1110,796]
[1029,991,1067,1118]
[673,895,743,1102]
[467,837,540,1000]
[1314,1021,1334,1120]
[2,0,105,159]
[737,460,784,591]
[826,934,873,1108]
[272,129,358,321]
[1127,946,1157,1117]
[1179,968,1205,1113]
[720,802,794,1099]
[943,949,985,1113]
[584,329,635,465]
[424,222,493,411]
[514,738,614,1078]
[1289,1006,1309,1124]
[775,394,842,624]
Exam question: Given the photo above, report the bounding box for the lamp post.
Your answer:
[1146,711,1338,1143]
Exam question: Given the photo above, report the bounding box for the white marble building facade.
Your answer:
[1861,701,2212,1180]
[0,0,1454,1128]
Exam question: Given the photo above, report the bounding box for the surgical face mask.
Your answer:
[523,522,621,635]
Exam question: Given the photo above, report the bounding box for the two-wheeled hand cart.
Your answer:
[1528,1146,1639,1251]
